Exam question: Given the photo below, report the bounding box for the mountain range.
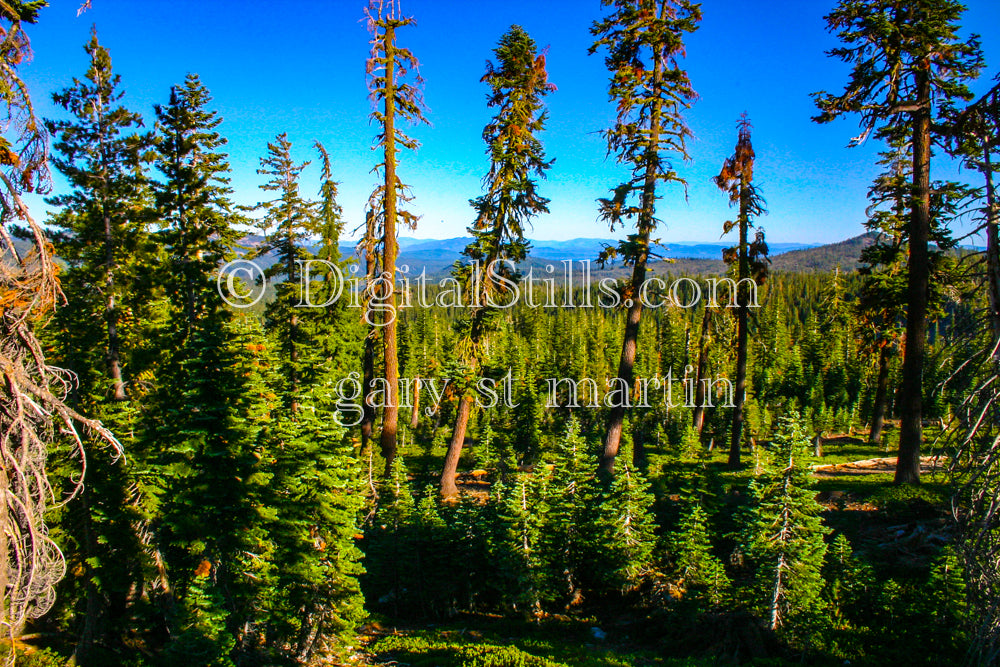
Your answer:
[301,236,830,278]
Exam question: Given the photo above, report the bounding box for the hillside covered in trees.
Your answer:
[1,1,1000,666]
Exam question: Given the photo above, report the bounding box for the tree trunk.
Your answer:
[361,330,376,456]
[599,48,663,478]
[1,464,9,636]
[361,216,378,457]
[729,210,750,470]
[692,307,711,433]
[895,68,931,485]
[104,209,126,402]
[440,395,472,498]
[380,25,401,478]
[97,78,127,403]
[869,345,890,446]
[410,376,420,429]
[984,147,1000,348]
[287,228,299,413]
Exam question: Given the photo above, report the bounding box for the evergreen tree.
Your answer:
[668,502,729,606]
[261,368,366,660]
[822,534,876,632]
[714,114,769,469]
[154,314,277,665]
[497,468,548,616]
[152,74,242,333]
[44,30,154,661]
[813,0,983,483]
[46,27,150,403]
[365,0,428,475]
[538,416,593,608]
[440,24,554,497]
[590,0,701,475]
[147,76,275,662]
[739,413,829,632]
[254,133,316,409]
[593,432,657,593]
[365,455,416,617]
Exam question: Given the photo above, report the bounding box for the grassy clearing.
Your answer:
[366,624,719,667]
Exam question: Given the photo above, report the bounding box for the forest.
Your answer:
[1,0,1000,665]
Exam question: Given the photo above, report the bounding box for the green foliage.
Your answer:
[592,455,658,593]
[0,648,68,667]
[738,413,830,633]
[668,502,730,606]
[371,630,714,667]
[43,29,158,656]
[537,416,594,608]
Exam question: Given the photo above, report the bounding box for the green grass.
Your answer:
[369,626,716,667]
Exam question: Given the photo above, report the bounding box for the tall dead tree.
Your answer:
[714,114,768,470]
[365,0,427,476]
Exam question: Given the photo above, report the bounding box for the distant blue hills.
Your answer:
[233,235,819,278]
[390,236,814,261]
[347,237,815,275]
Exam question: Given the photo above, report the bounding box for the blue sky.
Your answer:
[21,0,1000,244]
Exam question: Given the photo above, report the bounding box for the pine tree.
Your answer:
[147,75,275,662]
[668,502,729,606]
[365,0,428,475]
[261,367,366,660]
[813,0,983,483]
[714,114,769,470]
[44,29,153,661]
[538,416,593,608]
[251,136,366,658]
[497,468,549,616]
[593,433,657,593]
[511,360,543,461]
[822,534,875,631]
[365,455,446,619]
[154,314,277,665]
[858,133,910,447]
[740,413,830,632]
[590,0,701,476]
[311,141,361,379]
[46,27,150,403]
[440,24,554,498]
[254,133,316,410]
[152,74,242,333]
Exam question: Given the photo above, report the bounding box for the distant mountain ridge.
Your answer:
[235,234,876,278]
[768,232,877,273]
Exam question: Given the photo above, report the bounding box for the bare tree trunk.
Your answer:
[409,376,420,429]
[869,345,890,446]
[729,221,750,470]
[984,147,1000,346]
[896,69,931,485]
[692,307,711,433]
[1,469,9,638]
[361,217,378,457]
[380,25,401,477]
[440,395,472,498]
